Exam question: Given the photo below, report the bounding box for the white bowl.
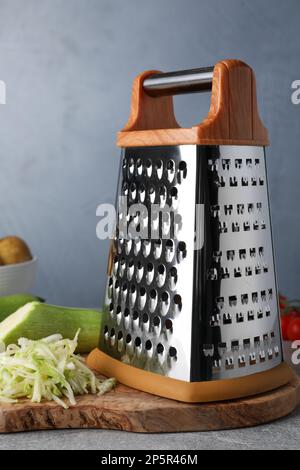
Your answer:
[0,258,38,296]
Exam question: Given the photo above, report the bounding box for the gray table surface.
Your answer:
[0,343,299,450]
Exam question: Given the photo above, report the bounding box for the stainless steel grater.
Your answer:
[89,60,291,402]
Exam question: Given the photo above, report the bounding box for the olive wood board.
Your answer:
[0,371,299,433]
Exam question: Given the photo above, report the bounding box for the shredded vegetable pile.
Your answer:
[0,330,116,408]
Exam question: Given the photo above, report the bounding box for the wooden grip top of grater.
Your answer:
[117,59,269,147]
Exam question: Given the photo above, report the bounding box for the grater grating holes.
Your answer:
[165,318,173,333]
[174,213,183,235]
[235,159,242,169]
[222,159,231,170]
[170,187,179,209]
[248,310,255,321]
[125,240,132,255]
[157,264,166,287]
[134,239,142,256]
[130,182,137,202]
[119,257,126,276]
[148,185,156,204]
[241,177,249,187]
[117,330,123,340]
[138,287,147,310]
[126,333,132,343]
[128,158,135,176]
[169,266,178,290]
[237,204,245,214]
[236,313,244,323]
[146,263,155,285]
[177,161,187,183]
[155,160,163,179]
[153,240,162,260]
[142,240,151,258]
[132,310,139,325]
[138,183,146,203]
[136,261,144,283]
[135,336,142,353]
[122,181,129,197]
[160,292,170,316]
[159,186,167,208]
[169,347,177,359]
[144,159,153,178]
[129,285,137,308]
[174,294,183,315]
[145,340,153,358]
[166,160,176,183]
[157,343,165,362]
[149,289,158,313]
[153,316,161,336]
[177,241,187,262]
[110,328,116,347]
[136,158,143,176]
[127,259,134,281]
[166,239,175,262]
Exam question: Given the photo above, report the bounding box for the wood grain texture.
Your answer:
[117,60,269,148]
[122,70,180,132]
[0,372,299,434]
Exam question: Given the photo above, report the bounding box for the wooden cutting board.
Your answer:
[0,371,300,433]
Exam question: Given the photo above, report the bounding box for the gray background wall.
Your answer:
[0,0,299,306]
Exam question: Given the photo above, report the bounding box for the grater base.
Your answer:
[87,349,292,403]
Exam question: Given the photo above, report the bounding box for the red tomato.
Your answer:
[281,315,293,341]
[288,309,300,319]
[287,318,300,341]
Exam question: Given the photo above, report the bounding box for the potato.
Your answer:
[0,236,32,265]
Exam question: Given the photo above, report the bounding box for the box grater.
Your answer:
[88,60,292,402]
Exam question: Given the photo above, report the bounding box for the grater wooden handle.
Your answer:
[117,60,269,147]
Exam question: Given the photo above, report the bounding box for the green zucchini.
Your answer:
[0,294,44,323]
[0,302,102,353]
